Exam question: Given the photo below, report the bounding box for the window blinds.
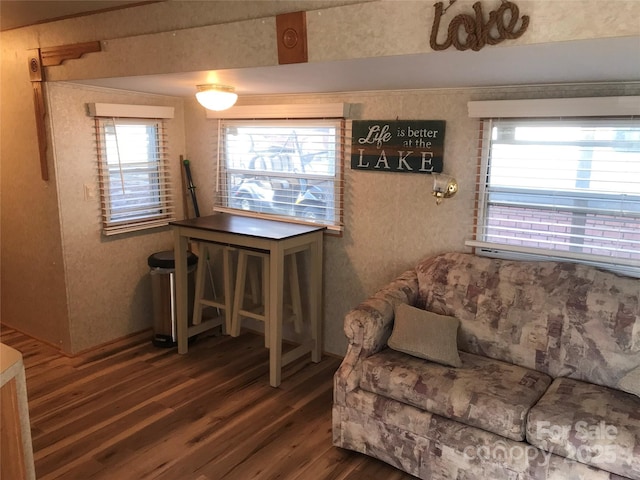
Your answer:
[94,117,175,235]
[468,117,640,276]
[216,119,345,231]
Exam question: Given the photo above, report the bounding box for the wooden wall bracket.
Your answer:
[27,49,48,181]
[276,11,308,65]
[27,41,102,181]
[40,41,102,67]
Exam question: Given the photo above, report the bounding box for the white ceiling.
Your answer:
[73,36,640,97]
[2,1,639,97]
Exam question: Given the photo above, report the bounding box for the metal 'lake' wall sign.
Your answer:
[351,120,445,174]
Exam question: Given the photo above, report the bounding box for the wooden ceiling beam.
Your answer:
[27,41,102,181]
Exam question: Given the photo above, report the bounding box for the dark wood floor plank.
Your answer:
[37,401,173,479]
[290,445,366,480]
[90,358,289,480]
[70,330,158,368]
[147,391,299,479]
[219,387,335,480]
[187,366,342,480]
[29,360,157,421]
[0,324,417,480]
[32,367,194,451]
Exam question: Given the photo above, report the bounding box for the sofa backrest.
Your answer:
[415,252,640,390]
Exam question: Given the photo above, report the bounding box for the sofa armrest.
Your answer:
[334,269,419,403]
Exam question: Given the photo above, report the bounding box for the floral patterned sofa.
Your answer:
[333,252,640,479]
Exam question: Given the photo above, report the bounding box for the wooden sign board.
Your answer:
[351,120,445,173]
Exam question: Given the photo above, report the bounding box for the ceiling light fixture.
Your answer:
[195,84,238,111]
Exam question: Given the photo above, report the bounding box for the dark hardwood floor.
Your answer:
[0,325,416,480]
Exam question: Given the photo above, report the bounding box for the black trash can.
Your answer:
[147,250,198,347]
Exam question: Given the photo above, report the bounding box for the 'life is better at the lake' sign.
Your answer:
[351,120,445,174]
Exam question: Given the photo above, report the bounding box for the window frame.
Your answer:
[468,114,640,277]
[215,118,345,232]
[94,116,174,235]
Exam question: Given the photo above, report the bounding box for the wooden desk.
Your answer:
[171,213,325,387]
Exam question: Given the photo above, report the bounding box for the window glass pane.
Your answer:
[475,118,640,274]
[104,121,161,222]
[489,121,640,194]
[221,121,341,226]
[96,117,173,235]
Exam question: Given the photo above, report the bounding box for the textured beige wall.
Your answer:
[306,0,640,62]
[0,27,70,349]
[2,0,638,355]
[46,18,279,81]
[188,83,640,356]
[0,0,359,353]
[47,83,186,353]
[44,0,640,82]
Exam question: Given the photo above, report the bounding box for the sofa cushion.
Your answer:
[388,304,462,368]
[555,264,640,392]
[618,366,640,398]
[527,377,640,479]
[359,349,552,441]
[415,252,640,392]
[415,252,568,377]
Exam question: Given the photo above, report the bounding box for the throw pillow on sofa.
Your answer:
[388,303,462,367]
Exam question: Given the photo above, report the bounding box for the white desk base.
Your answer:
[172,214,324,387]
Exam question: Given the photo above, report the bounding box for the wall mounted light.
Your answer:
[432,173,458,205]
[195,84,238,111]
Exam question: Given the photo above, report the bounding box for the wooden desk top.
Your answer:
[170,213,325,241]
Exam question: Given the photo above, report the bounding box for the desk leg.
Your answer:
[310,232,323,363]
[222,246,233,335]
[174,229,189,354]
[268,242,285,387]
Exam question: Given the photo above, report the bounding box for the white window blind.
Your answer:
[468,116,640,277]
[216,119,345,231]
[94,117,175,235]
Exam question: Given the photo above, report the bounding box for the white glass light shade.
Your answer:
[195,84,238,111]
